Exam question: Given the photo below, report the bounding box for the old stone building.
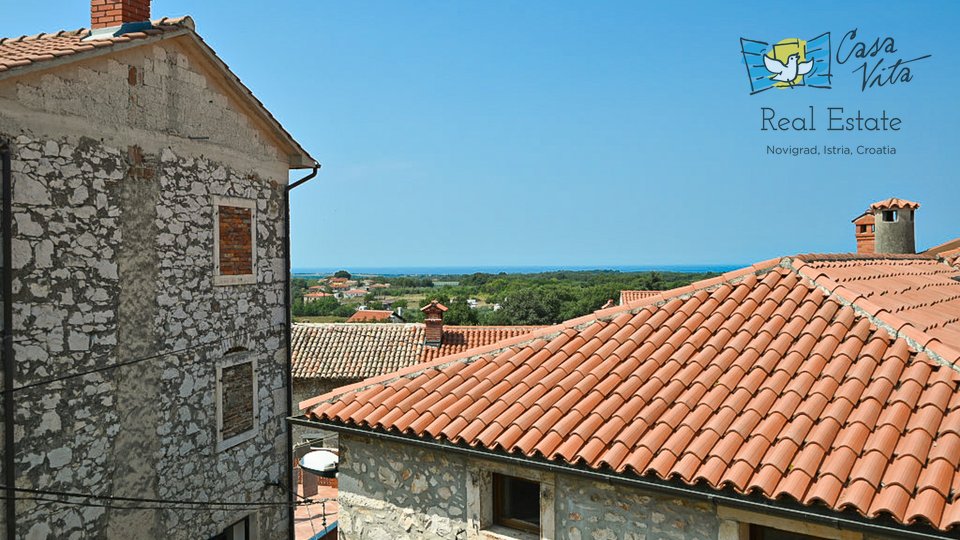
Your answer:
[299,205,960,540]
[0,1,315,538]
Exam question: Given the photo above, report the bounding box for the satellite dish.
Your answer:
[300,449,338,478]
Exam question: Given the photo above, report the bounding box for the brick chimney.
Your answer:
[421,301,448,347]
[852,211,876,254]
[91,0,151,30]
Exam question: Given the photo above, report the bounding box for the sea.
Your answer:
[291,264,741,277]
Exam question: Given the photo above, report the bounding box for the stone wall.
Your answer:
[337,435,899,540]
[0,37,294,540]
[557,475,718,540]
[338,433,468,539]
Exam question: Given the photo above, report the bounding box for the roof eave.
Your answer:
[0,28,186,84]
[290,416,960,540]
[173,31,316,169]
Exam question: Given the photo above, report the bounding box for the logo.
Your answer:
[740,33,832,94]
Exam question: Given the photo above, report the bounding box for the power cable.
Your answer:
[0,485,333,511]
[7,322,284,394]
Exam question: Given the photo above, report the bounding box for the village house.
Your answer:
[339,288,368,299]
[303,291,334,303]
[0,1,316,538]
[291,302,543,438]
[296,199,960,540]
[345,309,402,323]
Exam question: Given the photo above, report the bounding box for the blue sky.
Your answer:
[4,1,958,269]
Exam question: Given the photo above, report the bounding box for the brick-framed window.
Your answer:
[213,196,257,286]
[216,351,259,451]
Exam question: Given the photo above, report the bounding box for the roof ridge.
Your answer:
[0,16,193,45]
[794,252,937,262]
[298,256,787,410]
[788,257,960,371]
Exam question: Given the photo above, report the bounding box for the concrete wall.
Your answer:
[874,209,916,254]
[0,38,293,539]
[337,435,909,540]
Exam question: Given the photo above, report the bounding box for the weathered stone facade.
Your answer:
[337,434,903,540]
[0,35,299,539]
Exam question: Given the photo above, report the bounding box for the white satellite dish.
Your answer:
[301,449,338,478]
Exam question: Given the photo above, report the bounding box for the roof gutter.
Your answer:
[283,163,320,540]
[289,416,960,540]
[1,140,15,540]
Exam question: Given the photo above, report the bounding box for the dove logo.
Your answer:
[740,33,832,94]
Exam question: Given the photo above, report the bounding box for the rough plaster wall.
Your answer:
[7,42,284,164]
[106,146,162,537]
[0,38,293,540]
[338,434,469,539]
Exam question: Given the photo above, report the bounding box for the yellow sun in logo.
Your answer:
[767,38,808,87]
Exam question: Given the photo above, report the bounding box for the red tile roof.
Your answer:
[926,238,960,269]
[0,17,315,167]
[304,292,333,298]
[304,254,960,532]
[342,289,367,295]
[870,198,920,211]
[620,290,660,304]
[292,323,542,380]
[421,326,544,363]
[345,310,395,323]
[292,324,422,380]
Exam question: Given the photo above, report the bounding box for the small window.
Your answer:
[492,473,540,535]
[858,225,866,233]
[871,225,876,232]
[750,525,828,540]
[216,352,259,451]
[882,210,897,222]
[213,196,257,286]
[210,517,250,540]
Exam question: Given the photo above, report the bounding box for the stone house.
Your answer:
[0,1,315,538]
[291,304,542,446]
[298,203,960,540]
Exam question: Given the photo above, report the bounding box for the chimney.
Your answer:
[421,301,448,347]
[91,0,151,30]
[867,198,920,254]
[852,211,876,254]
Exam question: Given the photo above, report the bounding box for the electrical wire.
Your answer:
[0,485,333,511]
[7,322,284,394]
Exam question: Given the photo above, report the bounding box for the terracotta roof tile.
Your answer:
[292,323,543,380]
[869,198,921,211]
[305,254,960,532]
[620,290,661,304]
[345,310,395,323]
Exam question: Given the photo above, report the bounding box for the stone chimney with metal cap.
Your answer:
[865,198,920,254]
[421,301,448,347]
[90,0,151,31]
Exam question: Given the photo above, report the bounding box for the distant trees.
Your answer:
[292,296,355,318]
[333,270,352,279]
[291,269,717,326]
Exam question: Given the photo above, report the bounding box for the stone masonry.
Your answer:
[337,434,904,540]
[0,37,295,539]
